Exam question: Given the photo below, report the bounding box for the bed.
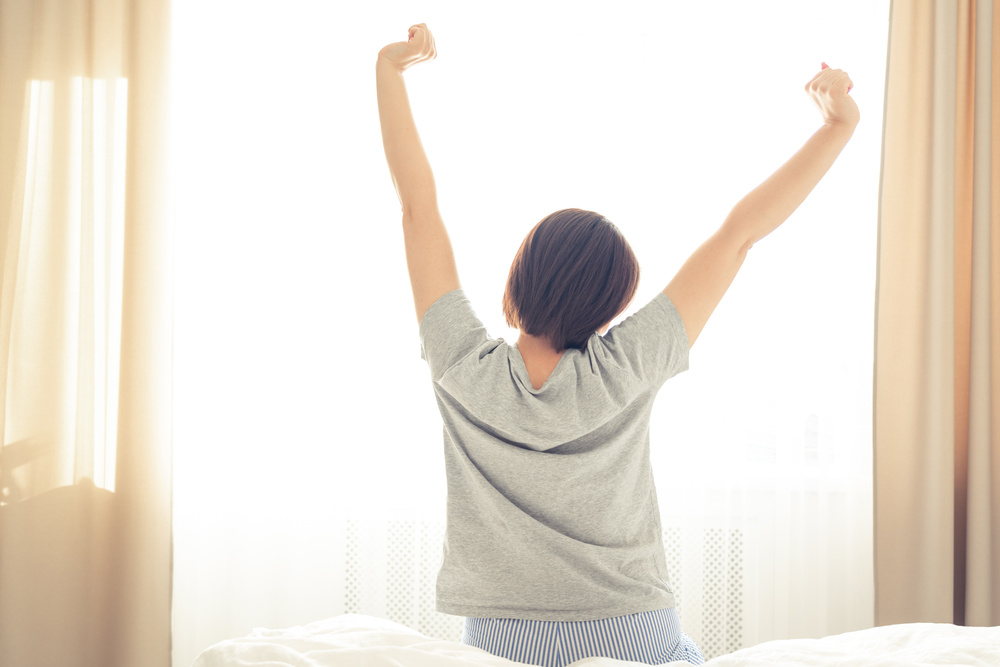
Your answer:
[192,613,1000,667]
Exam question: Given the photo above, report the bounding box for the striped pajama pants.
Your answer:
[461,607,705,666]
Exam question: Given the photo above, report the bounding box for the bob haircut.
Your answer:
[502,208,640,351]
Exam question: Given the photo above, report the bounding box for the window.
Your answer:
[1,76,127,503]
[172,1,888,662]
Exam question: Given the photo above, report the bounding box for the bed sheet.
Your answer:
[704,621,1000,666]
[192,613,1000,667]
[191,614,693,667]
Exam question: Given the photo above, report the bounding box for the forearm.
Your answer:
[376,56,438,215]
[725,120,855,248]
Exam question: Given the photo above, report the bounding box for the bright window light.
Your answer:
[2,77,127,502]
[172,1,887,661]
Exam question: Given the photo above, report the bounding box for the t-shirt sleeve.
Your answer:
[418,288,490,381]
[596,291,691,388]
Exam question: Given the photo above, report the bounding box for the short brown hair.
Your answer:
[502,208,640,351]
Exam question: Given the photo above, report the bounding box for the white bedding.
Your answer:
[192,613,1000,667]
[705,621,1000,666]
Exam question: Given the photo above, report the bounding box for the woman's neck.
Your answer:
[516,322,609,356]
[516,331,563,357]
[516,332,564,390]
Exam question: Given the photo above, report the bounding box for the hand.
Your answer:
[378,23,437,73]
[805,62,859,129]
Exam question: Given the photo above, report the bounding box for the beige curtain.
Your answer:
[0,0,173,665]
[875,0,999,626]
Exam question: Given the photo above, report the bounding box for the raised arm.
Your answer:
[664,63,859,348]
[377,23,460,324]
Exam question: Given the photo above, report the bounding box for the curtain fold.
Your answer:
[875,0,999,627]
[0,0,173,664]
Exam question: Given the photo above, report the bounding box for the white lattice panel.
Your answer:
[342,516,752,660]
[343,516,463,643]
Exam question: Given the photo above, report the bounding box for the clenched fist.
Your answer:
[806,62,859,129]
[378,23,437,73]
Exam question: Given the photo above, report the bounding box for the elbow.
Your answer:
[719,214,755,259]
[400,199,440,222]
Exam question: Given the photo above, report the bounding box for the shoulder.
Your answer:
[418,288,469,329]
[419,289,498,380]
[587,292,690,384]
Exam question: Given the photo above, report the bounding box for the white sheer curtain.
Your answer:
[1,0,173,663]
[172,1,887,664]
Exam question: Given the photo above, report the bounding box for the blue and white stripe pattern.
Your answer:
[461,607,704,666]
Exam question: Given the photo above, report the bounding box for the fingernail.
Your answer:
[821,62,829,69]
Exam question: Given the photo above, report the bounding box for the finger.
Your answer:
[821,62,829,70]
[426,26,437,58]
[820,69,847,89]
[829,71,852,91]
[424,25,436,57]
[414,24,434,56]
[806,68,835,90]
[825,71,854,94]
[806,67,844,93]
[806,68,826,88]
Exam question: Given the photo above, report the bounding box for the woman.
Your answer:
[376,23,858,667]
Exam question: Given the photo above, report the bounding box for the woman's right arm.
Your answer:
[663,64,859,348]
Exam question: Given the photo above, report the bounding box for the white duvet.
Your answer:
[193,613,1000,667]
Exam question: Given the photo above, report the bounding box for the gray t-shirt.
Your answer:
[419,288,690,621]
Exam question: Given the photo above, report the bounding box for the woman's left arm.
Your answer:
[377,23,460,324]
